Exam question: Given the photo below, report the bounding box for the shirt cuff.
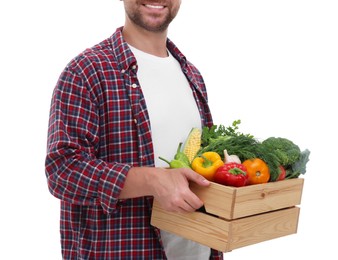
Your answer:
[97,163,131,215]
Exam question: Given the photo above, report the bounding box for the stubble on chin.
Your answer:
[126,4,177,32]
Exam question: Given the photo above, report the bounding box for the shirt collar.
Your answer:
[110,27,188,72]
[110,27,137,73]
[166,38,188,69]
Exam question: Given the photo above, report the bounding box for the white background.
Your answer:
[1,0,337,259]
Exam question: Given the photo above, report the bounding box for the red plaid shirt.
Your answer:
[45,27,223,259]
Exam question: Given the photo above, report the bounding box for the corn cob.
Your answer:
[183,128,202,163]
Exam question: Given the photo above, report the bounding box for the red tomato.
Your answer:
[277,165,286,181]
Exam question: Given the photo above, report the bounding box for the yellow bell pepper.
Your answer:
[191,152,224,181]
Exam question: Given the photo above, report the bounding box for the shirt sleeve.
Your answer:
[45,65,130,215]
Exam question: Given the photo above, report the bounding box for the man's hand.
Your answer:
[150,167,210,213]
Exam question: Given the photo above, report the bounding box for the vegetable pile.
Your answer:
[160,120,311,187]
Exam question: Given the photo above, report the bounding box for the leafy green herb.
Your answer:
[201,120,253,148]
[198,120,310,182]
[198,135,281,181]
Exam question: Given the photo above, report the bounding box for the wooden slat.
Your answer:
[189,181,236,219]
[229,207,300,250]
[151,200,231,252]
[151,200,300,252]
[190,178,304,219]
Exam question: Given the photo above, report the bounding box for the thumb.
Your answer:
[183,168,210,187]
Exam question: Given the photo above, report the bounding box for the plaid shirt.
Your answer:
[45,27,223,260]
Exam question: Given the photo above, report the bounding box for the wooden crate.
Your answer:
[151,178,304,252]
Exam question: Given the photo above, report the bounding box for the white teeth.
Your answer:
[145,4,164,9]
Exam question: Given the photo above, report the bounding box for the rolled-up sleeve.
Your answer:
[45,65,130,214]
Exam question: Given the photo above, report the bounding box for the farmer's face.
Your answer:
[123,0,182,32]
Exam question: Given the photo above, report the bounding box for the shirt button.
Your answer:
[134,119,137,124]
[121,69,126,74]
[131,83,138,89]
[132,65,137,70]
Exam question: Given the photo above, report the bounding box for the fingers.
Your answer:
[175,202,197,214]
[181,168,210,187]
[182,190,204,211]
[155,186,203,213]
[153,167,207,213]
[167,197,202,214]
[166,187,204,213]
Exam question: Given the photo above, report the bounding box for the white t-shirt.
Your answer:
[129,45,211,260]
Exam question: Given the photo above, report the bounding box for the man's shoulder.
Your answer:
[65,28,131,74]
[69,37,115,69]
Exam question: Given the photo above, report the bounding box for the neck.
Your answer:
[122,22,169,57]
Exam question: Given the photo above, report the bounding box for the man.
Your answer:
[45,0,223,259]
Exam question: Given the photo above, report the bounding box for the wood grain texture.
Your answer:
[189,178,304,219]
[151,178,304,252]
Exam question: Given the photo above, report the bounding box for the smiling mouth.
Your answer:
[144,4,165,9]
